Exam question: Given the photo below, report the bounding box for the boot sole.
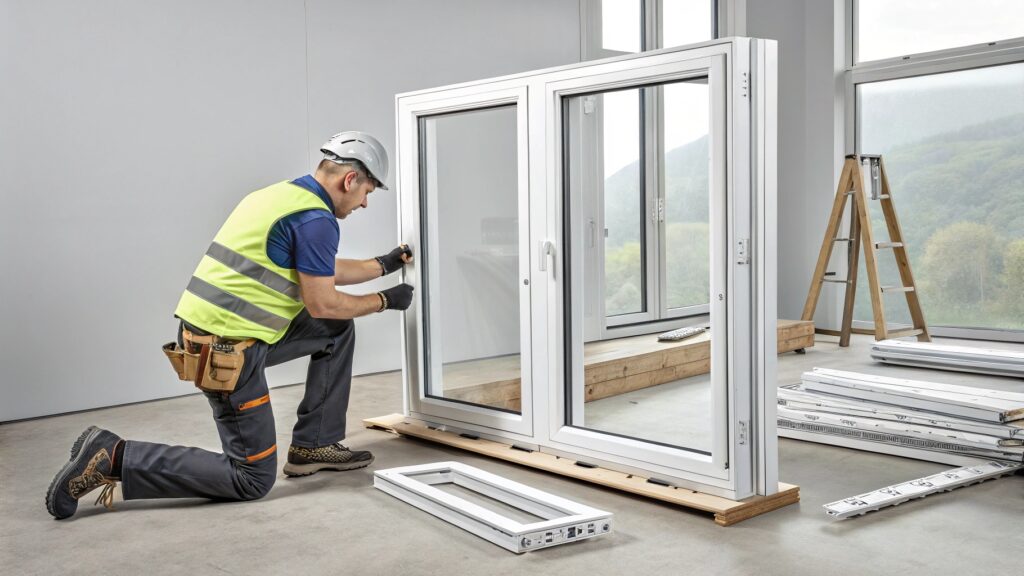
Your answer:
[283,455,374,477]
[46,426,101,519]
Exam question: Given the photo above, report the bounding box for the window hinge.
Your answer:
[736,238,750,265]
[651,197,665,223]
[738,420,749,445]
[583,96,596,115]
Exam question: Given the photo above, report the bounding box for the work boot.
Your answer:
[46,426,122,520]
[282,442,374,477]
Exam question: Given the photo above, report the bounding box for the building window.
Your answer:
[581,0,717,336]
[850,1,1024,338]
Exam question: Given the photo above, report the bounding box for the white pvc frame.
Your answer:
[374,462,612,554]
[397,38,777,500]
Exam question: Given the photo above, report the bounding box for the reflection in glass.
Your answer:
[564,79,714,453]
[419,105,522,413]
[855,63,1024,331]
[602,89,644,316]
[664,80,710,310]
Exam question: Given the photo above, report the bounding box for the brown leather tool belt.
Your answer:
[162,328,257,394]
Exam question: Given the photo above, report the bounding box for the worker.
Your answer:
[46,131,413,519]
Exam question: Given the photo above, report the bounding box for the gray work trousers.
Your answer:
[120,310,355,501]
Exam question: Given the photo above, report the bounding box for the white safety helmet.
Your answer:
[320,131,390,190]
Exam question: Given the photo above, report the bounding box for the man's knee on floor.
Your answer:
[232,456,277,501]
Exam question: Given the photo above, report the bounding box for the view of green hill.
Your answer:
[854,113,1024,330]
[602,102,1024,330]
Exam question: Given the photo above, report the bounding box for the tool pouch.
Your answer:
[197,341,251,394]
[162,342,190,381]
[162,337,255,394]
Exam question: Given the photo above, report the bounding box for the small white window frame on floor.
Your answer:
[396,37,777,501]
[373,462,613,554]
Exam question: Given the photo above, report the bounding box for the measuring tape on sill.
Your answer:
[823,461,1020,520]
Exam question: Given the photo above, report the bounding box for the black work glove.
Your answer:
[376,244,413,275]
[379,283,414,311]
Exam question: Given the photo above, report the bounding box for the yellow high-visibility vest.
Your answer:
[175,181,332,343]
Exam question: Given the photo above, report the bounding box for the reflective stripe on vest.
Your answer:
[185,276,291,332]
[205,242,301,301]
[174,181,332,343]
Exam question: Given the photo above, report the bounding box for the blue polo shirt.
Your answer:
[265,175,339,277]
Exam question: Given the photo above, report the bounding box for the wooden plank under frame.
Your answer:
[443,320,814,412]
[364,414,800,526]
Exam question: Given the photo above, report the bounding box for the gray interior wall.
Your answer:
[1,0,581,421]
[746,0,845,325]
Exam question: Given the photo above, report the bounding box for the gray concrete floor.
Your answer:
[3,334,1022,575]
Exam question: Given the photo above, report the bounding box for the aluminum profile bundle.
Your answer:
[777,369,1024,466]
[871,339,1024,378]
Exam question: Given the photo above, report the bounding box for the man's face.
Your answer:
[336,170,377,219]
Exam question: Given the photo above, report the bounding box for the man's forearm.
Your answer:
[307,290,382,319]
[334,258,383,286]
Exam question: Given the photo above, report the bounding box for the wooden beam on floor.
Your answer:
[365,413,800,526]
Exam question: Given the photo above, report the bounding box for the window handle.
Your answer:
[538,240,555,275]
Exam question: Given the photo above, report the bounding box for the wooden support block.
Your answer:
[364,414,800,526]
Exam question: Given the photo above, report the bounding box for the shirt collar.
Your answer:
[290,174,335,214]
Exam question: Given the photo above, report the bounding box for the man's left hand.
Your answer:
[376,244,414,276]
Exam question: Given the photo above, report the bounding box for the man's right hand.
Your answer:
[379,284,414,311]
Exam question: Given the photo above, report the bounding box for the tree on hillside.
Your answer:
[917,222,1004,323]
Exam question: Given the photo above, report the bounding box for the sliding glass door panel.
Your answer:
[399,87,533,436]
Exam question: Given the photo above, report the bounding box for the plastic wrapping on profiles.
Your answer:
[823,461,1021,519]
[870,339,1024,378]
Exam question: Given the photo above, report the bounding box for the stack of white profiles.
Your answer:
[778,368,1024,466]
[871,339,1024,378]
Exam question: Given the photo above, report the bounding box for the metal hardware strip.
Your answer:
[823,461,1020,519]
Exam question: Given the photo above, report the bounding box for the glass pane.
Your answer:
[603,89,645,317]
[856,0,1024,62]
[664,79,711,310]
[662,0,714,48]
[602,0,641,53]
[564,78,716,454]
[855,63,1024,331]
[419,105,523,412]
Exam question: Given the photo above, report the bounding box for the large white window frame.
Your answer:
[396,38,777,500]
[844,0,1024,343]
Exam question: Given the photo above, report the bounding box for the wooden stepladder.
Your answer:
[801,154,930,347]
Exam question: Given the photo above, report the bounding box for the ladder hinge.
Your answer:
[736,238,750,265]
[738,420,749,445]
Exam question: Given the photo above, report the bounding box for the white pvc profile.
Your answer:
[802,369,1024,423]
[779,385,1024,439]
[373,462,612,554]
[823,461,1021,520]
[871,340,1024,378]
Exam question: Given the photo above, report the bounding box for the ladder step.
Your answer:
[833,238,853,242]
[881,285,915,293]
[823,278,851,284]
[876,194,890,199]
[888,328,924,338]
[875,241,903,249]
